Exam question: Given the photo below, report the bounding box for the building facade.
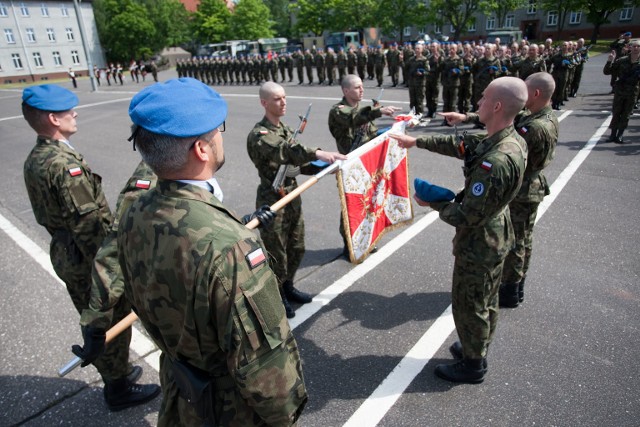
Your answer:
[0,0,104,84]
[404,1,640,43]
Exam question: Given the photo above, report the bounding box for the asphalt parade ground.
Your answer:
[1,52,639,426]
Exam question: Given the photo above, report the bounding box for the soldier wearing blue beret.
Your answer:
[121,78,307,425]
[21,84,160,410]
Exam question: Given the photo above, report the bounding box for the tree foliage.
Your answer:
[580,0,639,44]
[192,0,231,43]
[265,0,292,38]
[228,0,275,40]
[540,0,583,40]
[291,0,337,36]
[428,0,482,41]
[374,0,428,42]
[480,0,529,29]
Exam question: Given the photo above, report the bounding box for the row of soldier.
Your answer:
[92,60,159,87]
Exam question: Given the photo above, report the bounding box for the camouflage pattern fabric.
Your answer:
[416,126,527,359]
[515,57,547,81]
[246,117,319,285]
[23,136,131,382]
[550,53,574,106]
[407,54,428,115]
[472,57,502,109]
[604,55,640,130]
[441,55,464,113]
[328,97,382,155]
[425,54,443,115]
[118,180,307,426]
[457,56,474,114]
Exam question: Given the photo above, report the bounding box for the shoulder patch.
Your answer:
[246,247,267,269]
[259,130,269,135]
[135,179,151,189]
[518,126,528,135]
[480,161,492,171]
[68,167,82,177]
[471,182,485,196]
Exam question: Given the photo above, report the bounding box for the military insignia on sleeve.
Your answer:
[518,126,528,135]
[472,182,485,196]
[246,248,266,269]
[480,161,492,171]
[135,180,151,189]
[68,167,82,177]
[338,104,345,108]
[259,130,269,135]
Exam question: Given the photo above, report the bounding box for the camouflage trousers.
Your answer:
[375,66,384,86]
[610,88,640,130]
[258,195,305,285]
[389,65,399,86]
[425,78,440,115]
[451,257,504,359]
[305,66,314,83]
[50,235,132,382]
[442,84,459,113]
[457,80,472,113]
[501,200,540,284]
[297,66,304,84]
[409,81,426,115]
[551,71,568,106]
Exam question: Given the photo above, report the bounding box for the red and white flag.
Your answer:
[337,121,413,263]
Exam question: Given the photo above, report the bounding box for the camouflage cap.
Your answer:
[22,84,78,112]
[414,178,455,202]
[129,77,227,137]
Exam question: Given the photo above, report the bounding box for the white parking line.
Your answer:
[343,113,617,427]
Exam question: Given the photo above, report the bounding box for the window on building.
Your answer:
[527,0,537,14]
[12,53,23,69]
[71,50,80,65]
[547,10,558,26]
[41,3,49,17]
[26,27,36,42]
[33,52,43,67]
[468,21,476,32]
[505,14,515,28]
[403,26,411,37]
[46,27,55,41]
[486,16,496,30]
[620,2,634,21]
[65,27,74,41]
[5,28,15,43]
[19,2,29,16]
[0,3,8,17]
[434,24,442,34]
[569,11,582,24]
[61,4,69,17]
[53,51,62,66]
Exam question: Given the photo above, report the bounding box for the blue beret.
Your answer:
[414,178,455,203]
[22,84,78,112]
[129,78,227,138]
[624,32,632,36]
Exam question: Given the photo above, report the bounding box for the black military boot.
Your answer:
[607,128,617,142]
[499,282,520,308]
[103,377,161,412]
[615,129,624,144]
[126,365,143,384]
[448,341,488,371]
[280,288,295,318]
[283,280,313,304]
[518,278,526,303]
[435,358,485,383]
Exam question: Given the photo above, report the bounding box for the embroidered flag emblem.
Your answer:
[68,167,82,176]
[135,180,151,189]
[518,126,528,135]
[480,161,492,171]
[246,248,266,268]
[259,130,268,135]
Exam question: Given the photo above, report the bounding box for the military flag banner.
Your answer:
[338,121,413,263]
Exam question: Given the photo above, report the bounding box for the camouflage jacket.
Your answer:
[328,97,383,154]
[514,106,558,203]
[406,54,429,84]
[118,180,307,426]
[246,117,319,198]
[23,136,112,263]
[514,57,547,80]
[81,161,157,328]
[604,54,640,94]
[472,56,502,87]
[416,125,527,263]
[441,56,464,87]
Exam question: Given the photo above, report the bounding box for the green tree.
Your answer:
[332,0,378,32]
[142,0,191,47]
[580,0,640,45]
[540,0,583,40]
[428,0,482,41]
[192,0,231,44]
[229,0,275,40]
[374,0,428,43]
[291,0,336,36]
[265,0,291,38]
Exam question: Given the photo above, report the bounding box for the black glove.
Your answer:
[242,205,276,229]
[71,326,106,367]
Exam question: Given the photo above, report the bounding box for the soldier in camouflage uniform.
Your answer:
[440,43,464,124]
[392,77,528,383]
[325,47,337,86]
[347,46,357,75]
[121,78,306,426]
[513,44,547,81]
[407,42,428,115]
[495,72,558,307]
[356,45,367,80]
[425,42,444,118]
[386,42,401,87]
[337,47,348,84]
[457,43,474,114]
[21,84,159,410]
[293,49,304,84]
[328,75,400,252]
[304,49,314,84]
[247,82,346,317]
[472,44,502,117]
[603,40,640,143]
[402,42,415,86]
[315,48,326,84]
[549,42,574,110]
[570,39,589,97]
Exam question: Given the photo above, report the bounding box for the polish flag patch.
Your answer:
[68,167,82,177]
[135,180,151,189]
[246,248,266,268]
[259,130,269,135]
[518,126,528,135]
[480,161,492,171]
